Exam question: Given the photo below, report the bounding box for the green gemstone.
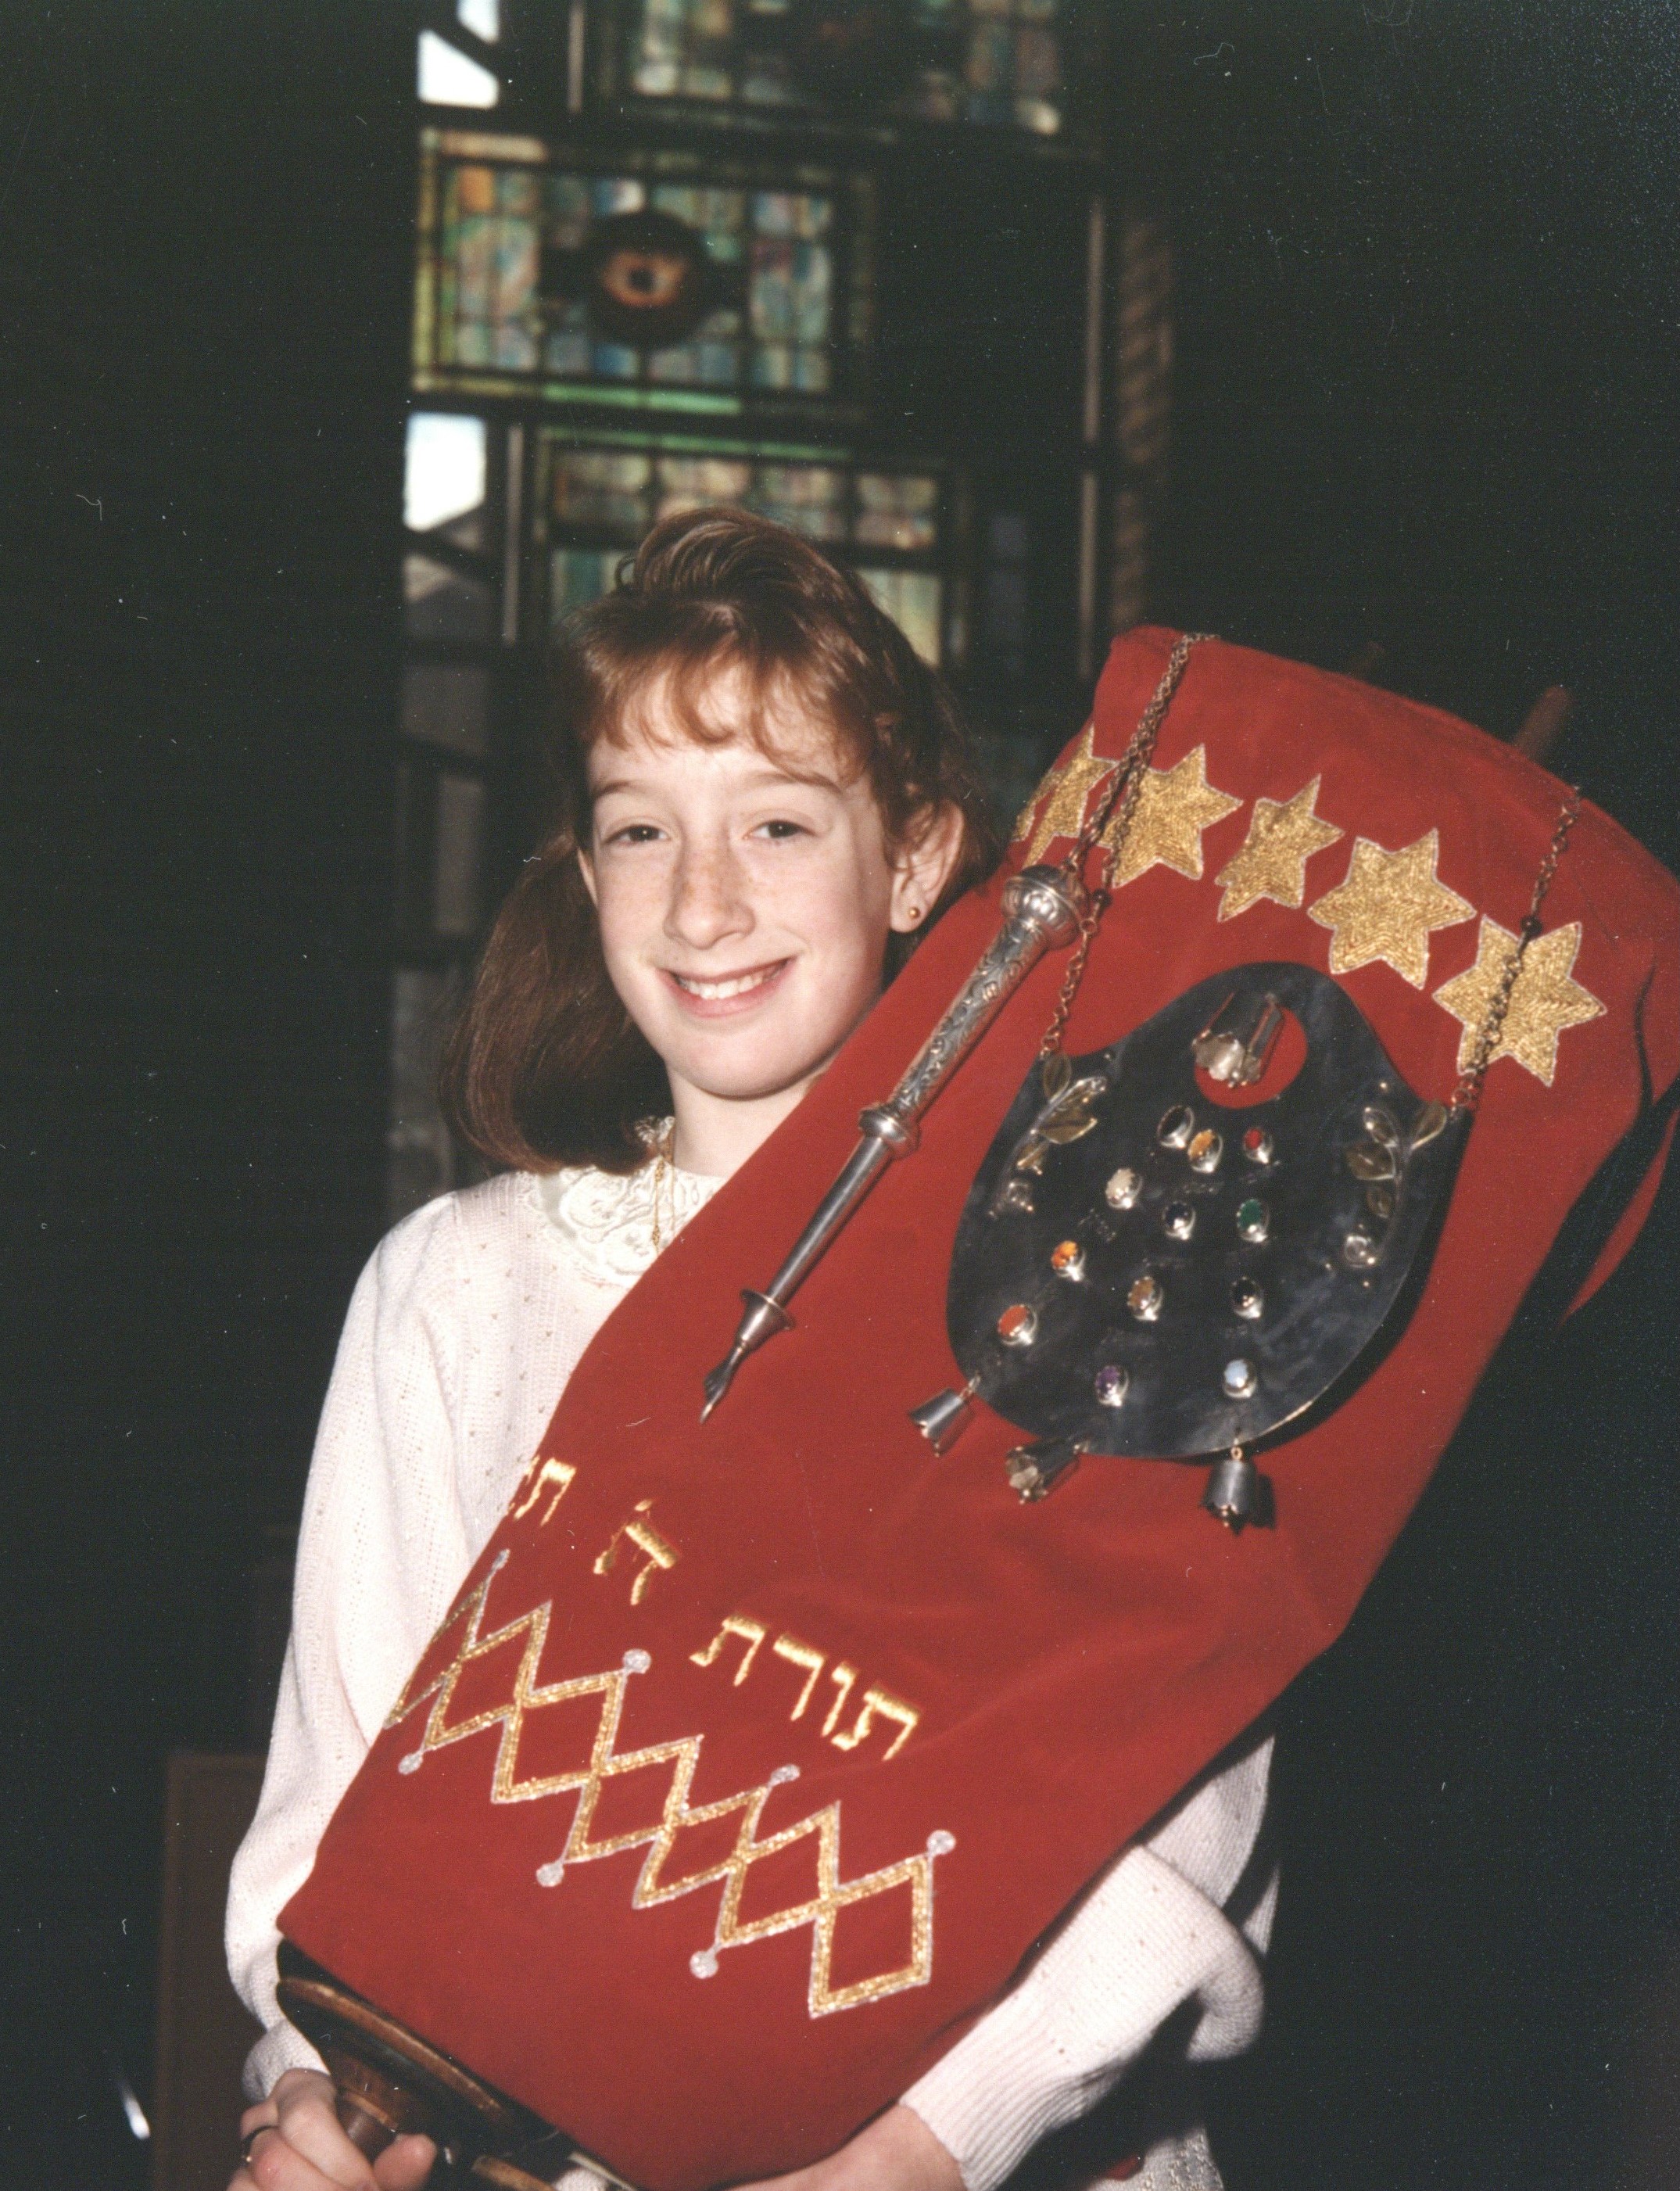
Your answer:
[1236,1197,1270,1242]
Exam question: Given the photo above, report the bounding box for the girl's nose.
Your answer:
[664,841,751,951]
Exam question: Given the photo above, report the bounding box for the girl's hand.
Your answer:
[231,2068,437,2191]
[734,2104,963,2191]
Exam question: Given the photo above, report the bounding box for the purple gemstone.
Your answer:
[1094,1364,1130,1408]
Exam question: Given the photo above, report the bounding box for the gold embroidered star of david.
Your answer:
[1214,775,1345,921]
[1433,917,1606,1085]
[1103,744,1242,889]
[1306,830,1475,988]
[1012,720,1115,866]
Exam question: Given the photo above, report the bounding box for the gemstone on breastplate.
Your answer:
[1230,1276,1264,1320]
[1094,1364,1130,1407]
[1105,1166,1141,1210]
[1222,1357,1258,1397]
[1050,1239,1086,1282]
[1162,1199,1195,1241]
[998,1302,1039,1346]
[1241,1127,1274,1165]
[1157,1104,1195,1149]
[1127,1274,1164,1321]
[1187,1128,1223,1173]
[1235,1197,1270,1243]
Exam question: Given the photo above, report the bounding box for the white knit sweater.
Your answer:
[227,1164,1276,2191]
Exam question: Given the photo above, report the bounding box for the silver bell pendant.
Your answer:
[1005,1436,1088,1503]
[908,1377,980,1455]
[1202,1445,1261,1531]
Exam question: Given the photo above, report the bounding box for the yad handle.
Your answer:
[700,866,1085,1418]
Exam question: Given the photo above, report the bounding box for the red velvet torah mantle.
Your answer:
[282,632,1679,2191]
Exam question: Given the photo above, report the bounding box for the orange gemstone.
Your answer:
[997,1302,1038,1347]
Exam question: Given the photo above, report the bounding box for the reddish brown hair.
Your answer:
[441,506,1000,1175]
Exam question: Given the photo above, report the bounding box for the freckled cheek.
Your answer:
[805,878,893,992]
[593,868,674,970]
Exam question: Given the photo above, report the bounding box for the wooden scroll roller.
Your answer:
[275,1944,636,2191]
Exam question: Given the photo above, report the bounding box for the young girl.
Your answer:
[227,510,1274,2191]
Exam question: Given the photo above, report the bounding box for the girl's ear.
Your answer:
[887,800,967,934]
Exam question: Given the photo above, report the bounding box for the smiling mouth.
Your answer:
[663,959,790,1009]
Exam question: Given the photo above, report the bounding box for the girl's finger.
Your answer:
[371,2132,438,2190]
[256,2108,378,2191]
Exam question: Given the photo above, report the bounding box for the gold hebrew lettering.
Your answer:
[770,1634,827,1719]
[690,1614,768,1684]
[820,1662,859,1737]
[511,1456,577,1527]
[829,1684,920,1762]
[594,1499,680,1606]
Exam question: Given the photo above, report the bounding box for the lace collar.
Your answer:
[529,1131,723,1290]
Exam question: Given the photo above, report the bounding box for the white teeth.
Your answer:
[672,966,777,1001]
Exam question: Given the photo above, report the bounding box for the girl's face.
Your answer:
[579,667,948,1145]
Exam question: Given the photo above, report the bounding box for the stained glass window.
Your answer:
[414,131,865,412]
[542,433,946,661]
[622,0,1076,136]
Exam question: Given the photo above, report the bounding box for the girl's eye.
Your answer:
[754,818,810,841]
[604,823,664,847]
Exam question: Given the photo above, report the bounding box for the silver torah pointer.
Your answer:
[700,864,1087,1419]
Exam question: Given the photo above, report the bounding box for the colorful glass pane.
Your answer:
[542,439,946,665]
[858,569,943,665]
[552,448,654,532]
[624,0,1069,133]
[750,463,847,540]
[440,159,540,372]
[419,138,847,403]
[854,473,939,551]
[550,547,622,620]
[655,454,754,518]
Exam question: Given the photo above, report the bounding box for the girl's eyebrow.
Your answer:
[589,761,844,801]
[737,761,844,791]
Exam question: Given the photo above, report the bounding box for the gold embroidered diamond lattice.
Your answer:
[384,1560,951,2017]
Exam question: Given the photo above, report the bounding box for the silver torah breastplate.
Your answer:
[947,961,1468,1461]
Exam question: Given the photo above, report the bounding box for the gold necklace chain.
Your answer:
[1449,786,1582,1112]
[1037,632,1210,1064]
[648,1121,675,1257]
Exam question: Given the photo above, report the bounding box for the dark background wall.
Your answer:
[3,5,1675,2188]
